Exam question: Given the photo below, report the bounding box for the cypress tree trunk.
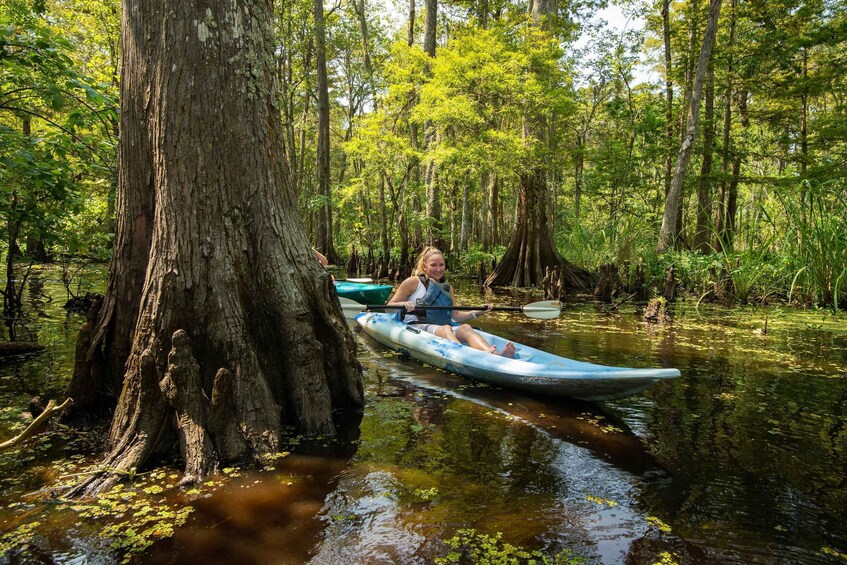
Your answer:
[66,0,363,494]
[484,0,589,290]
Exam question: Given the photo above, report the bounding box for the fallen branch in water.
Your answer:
[0,398,73,450]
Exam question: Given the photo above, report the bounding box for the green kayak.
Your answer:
[333,281,392,304]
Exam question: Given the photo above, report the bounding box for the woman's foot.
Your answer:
[486,345,497,354]
[499,342,516,358]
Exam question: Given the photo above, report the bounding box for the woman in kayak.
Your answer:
[387,246,516,358]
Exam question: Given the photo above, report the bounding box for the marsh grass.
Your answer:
[777,181,847,311]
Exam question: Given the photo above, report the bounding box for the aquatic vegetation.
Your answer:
[821,546,847,561]
[435,528,587,564]
[585,494,618,507]
[651,551,680,565]
[647,516,672,534]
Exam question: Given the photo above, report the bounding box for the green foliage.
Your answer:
[455,245,503,274]
[1,0,116,269]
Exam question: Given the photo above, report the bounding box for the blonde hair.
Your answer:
[413,246,445,277]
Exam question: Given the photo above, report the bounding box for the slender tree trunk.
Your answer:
[422,0,443,248]
[694,60,715,253]
[657,0,723,253]
[314,0,338,262]
[424,135,442,246]
[66,0,363,494]
[800,49,808,176]
[714,0,736,251]
[423,0,437,56]
[722,89,748,250]
[662,0,673,204]
[485,172,499,250]
[407,0,415,46]
[379,177,390,262]
[459,177,470,251]
[574,135,585,222]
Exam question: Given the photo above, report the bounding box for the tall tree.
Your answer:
[314,0,339,262]
[661,0,673,207]
[657,0,723,253]
[485,0,589,289]
[67,0,363,494]
[422,0,443,248]
[693,58,715,252]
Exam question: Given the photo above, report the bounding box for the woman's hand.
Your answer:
[471,304,492,319]
[403,301,416,312]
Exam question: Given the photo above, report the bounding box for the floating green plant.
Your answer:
[435,528,587,564]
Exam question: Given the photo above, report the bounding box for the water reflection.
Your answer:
[1,273,846,563]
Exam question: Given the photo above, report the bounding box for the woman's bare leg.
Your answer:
[455,325,496,353]
[456,325,516,357]
[434,325,461,343]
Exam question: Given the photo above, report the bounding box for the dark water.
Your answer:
[1,272,846,563]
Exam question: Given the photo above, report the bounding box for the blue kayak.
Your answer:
[333,281,392,304]
[355,312,680,401]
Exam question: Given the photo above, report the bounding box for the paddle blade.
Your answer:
[338,297,365,319]
[344,277,374,283]
[521,300,561,319]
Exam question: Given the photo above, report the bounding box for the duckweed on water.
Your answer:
[435,528,587,564]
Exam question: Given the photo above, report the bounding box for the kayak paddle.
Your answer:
[340,277,374,283]
[338,297,561,320]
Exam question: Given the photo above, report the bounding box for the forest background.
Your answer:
[2,0,847,314]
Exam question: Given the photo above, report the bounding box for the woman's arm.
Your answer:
[450,287,490,323]
[387,277,418,312]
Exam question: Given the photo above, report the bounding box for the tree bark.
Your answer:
[657,0,723,253]
[485,172,499,249]
[422,0,443,248]
[66,0,363,494]
[485,170,590,289]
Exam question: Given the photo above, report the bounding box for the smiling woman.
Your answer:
[386,246,516,357]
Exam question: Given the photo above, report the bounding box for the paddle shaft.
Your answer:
[363,305,523,312]
[338,297,560,319]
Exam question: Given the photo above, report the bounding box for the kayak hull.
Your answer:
[355,312,680,401]
[334,281,392,304]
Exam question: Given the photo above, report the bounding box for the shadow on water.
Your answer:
[145,412,363,565]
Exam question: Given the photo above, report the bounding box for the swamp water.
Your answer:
[1,270,846,564]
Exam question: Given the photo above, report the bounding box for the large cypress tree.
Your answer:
[66,0,363,493]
